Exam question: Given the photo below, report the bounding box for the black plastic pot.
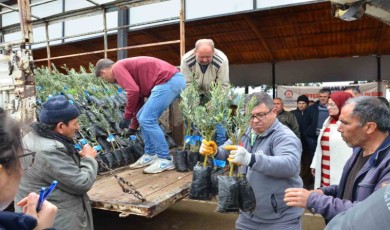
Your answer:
[86,110,97,123]
[131,142,144,161]
[87,95,105,107]
[121,146,136,165]
[112,149,126,166]
[238,176,256,213]
[187,151,199,171]
[188,163,212,200]
[104,96,115,109]
[97,136,111,152]
[216,175,239,213]
[210,167,225,196]
[109,95,121,108]
[114,135,128,147]
[110,122,122,134]
[93,125,107,137]
[173,150,188,172]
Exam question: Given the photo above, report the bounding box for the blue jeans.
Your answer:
[137,72,186,159]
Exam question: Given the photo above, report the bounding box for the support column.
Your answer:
[377,55,382,95]
[61,0,65,44]
[103,8,108,59]
[272,62,276,98]
[170,0,186,147]
[45,22,51,70]
[117,6,129,60]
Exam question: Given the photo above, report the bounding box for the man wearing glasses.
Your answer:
[200,92,304,230]
[14,95,98,230]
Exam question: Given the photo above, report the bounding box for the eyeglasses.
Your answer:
[19,149,36,171]
[250,109,272,121]
[326,103,337,108]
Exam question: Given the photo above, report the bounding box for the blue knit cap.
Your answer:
[39,95,80,124]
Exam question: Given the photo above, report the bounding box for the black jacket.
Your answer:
[303,101,321,139]
[0,211,56,230]
[291,108,307,141]
[0,211,37,230]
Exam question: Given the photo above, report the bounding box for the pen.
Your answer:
[43,180,58,200]
[35,180,58,212]
[36,187,46,212]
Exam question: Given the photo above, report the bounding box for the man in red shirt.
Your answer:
[95,56,186,174]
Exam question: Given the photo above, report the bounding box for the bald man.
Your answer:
[180,38,229,94]
[181,39,229,146]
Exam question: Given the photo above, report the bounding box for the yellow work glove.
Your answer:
[224,145,251,166]
[199,140,217,156]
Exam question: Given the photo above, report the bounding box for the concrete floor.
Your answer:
[93,199,325,230]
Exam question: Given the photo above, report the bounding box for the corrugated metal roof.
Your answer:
[31,2,390,72]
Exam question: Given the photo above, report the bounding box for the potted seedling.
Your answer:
[188,82,232,200]
[174,76,200,172]
[217,94,257,213]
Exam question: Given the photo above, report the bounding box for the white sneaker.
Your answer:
[129,154,158,169]
[143,158,175,174]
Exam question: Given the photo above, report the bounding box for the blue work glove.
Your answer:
[119,118,131,129]
[225,145,251,166]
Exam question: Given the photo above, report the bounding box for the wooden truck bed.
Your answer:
[88,167,192,218]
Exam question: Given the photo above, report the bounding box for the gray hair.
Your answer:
[245,92,274,110]
[95,59,115,77]
[343,86,361,94]
[273,97,284,104]
[195,39,215,51]
[319,88,331,95]
[345,96,390,132]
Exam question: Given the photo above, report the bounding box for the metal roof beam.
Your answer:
[0,0,58,15]
[376,23,388,55]
[1,0,170,34]
[85,0,100,6]
[243,15,274,62]
[0,2,41,19]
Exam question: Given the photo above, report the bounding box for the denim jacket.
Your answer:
[307,134,390,222]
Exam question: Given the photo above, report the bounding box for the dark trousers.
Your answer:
[300,137,317,189]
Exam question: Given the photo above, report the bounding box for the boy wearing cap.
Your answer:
[291,95,312,189]
[15,95,98,230]
[291,95,309,141]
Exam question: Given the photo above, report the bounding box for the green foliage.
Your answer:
[192,82,232,141]
[35,64,126,150]
[35,65,121,103]
[77,113,98,143]
[179,77,200,149]
[224,95,257,145]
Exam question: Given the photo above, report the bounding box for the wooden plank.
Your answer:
[88,167,193,217]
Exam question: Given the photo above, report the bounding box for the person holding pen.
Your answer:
[0,113,57,230]
[14,96,98,230]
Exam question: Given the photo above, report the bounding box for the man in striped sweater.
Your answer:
[180,39,229,146]
[180,39,229,94]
